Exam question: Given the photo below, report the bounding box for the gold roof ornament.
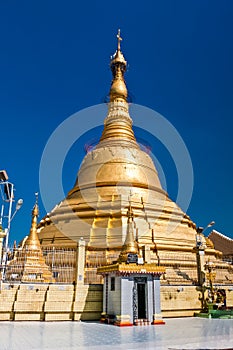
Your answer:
[118,201,139,263]
[97,263,166,276]
[109,29,128,103]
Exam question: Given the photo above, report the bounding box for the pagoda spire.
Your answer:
[109,29,128,103]
[118,202,139,263]
[25,192,41,250]
[99,30,138,147]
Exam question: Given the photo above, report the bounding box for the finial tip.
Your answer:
[32,192,39,217]
[117,28,122,51]
[35,192,38,202]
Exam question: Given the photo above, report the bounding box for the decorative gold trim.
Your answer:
[97,262,165,275]
[68,181,167,197]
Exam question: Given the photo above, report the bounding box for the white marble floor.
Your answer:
[0,317,232,350]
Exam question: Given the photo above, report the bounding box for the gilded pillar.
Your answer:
[143,245,151,263]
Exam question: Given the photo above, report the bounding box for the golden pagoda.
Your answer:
[36,30,233,310]
[6,194,53,283]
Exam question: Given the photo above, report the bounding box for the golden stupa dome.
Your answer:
[38,30,196,254]
[72,140,163,199]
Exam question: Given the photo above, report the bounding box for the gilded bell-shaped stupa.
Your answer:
[37,31,232,289]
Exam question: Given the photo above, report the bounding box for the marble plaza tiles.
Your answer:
[0,317,232,350]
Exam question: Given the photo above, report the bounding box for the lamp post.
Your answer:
[196,221,215,309]
[204,260,216,303]
[196,221,215,248]
[0,170,23,281]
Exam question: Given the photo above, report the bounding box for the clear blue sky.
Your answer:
[0,0,233,244]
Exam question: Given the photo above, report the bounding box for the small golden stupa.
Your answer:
[6,194,53,283]
[118,203,139,263]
